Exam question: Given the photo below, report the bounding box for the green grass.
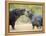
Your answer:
[9,4,42,15]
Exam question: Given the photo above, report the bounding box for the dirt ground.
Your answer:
[10,15,42,32]
[10,24,42,32]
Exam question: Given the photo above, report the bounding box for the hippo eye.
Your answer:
[27,11,29,13]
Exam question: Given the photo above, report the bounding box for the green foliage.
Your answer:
[9,4,42,15]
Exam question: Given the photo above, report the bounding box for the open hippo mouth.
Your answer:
[9,8,43,31]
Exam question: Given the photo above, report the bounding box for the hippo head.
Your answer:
[24,9,33,19]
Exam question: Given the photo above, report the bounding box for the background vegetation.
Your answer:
[9,4,42,16]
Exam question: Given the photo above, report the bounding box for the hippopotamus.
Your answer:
[29,14,43,29]
[9,8,25,29]
[24,9,43,29]
[9,8,43,30]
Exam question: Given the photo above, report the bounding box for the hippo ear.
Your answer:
[30,9,34,14]
[30,9,34,16]
[29,9,33,15]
